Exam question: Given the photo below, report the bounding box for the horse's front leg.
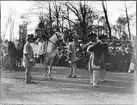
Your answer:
[44,58,49,79]
[48,59,54,80]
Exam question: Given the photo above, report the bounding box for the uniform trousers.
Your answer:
[90,69,100,85]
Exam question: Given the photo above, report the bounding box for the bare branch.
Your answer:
[66,1,81,22]
[62,16,83,32]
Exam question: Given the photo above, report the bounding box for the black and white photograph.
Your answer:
[0,1,136,104]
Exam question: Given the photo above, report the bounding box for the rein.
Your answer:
[47,37,56,45]
[43,31,60,45]
[47,33,60,45]
[36,28,56,45]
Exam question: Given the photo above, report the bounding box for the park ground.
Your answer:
[0,63,136,104]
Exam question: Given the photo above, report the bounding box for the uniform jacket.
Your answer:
[88,41,109,69]
[38,41,47,55]
[23,42,34,67]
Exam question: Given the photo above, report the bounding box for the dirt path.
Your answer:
[0,64,136,104]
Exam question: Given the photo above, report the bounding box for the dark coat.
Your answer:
[88,41,109,69]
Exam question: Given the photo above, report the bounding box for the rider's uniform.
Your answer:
[38,40,47,63]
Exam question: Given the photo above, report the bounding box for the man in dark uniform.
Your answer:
[86,33,100,86]
[87,34,109,86]
[98,35,110,82]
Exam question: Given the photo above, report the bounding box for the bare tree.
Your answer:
[102,1,112,40]
[52,1,62,32]
[66,4,72,32]
[49,1,53,36]
[124,1,131,40]
[64,1,91,43]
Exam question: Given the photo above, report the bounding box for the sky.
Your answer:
[1,1,136,40]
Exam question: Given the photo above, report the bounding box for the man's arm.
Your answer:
[88,42,100,52]
[85,41,93,46]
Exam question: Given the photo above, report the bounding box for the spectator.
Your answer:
[67,36,78,78]
[23,36,35,84]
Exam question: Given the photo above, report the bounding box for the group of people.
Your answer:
[36,31,110,86]
[109,44,133,72]
[0,39,25,72]
[22,30,79,83]
[36,32,78,78]
[1,27,135,86]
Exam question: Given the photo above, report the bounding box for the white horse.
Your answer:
[44,32,65,80]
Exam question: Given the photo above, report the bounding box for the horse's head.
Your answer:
[55,32,64,42]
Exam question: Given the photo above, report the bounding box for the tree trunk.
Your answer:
[67,7,71,32]
[83,21,87,44]
[55,2,60,32]
[124,2,131,40]
[119,27,122,40]
[0,4,2,43]
[49,2,52,36]
[102,1,111,40]
[56,13,60,32]
[136,1,137,41]
[97,21,100,37]
[61,15,64,32]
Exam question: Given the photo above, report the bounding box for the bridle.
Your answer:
[48,32,61,45]
[37,28,64,48]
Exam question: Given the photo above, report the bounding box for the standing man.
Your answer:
[67,36,77,78]
[87,34,109,86]
[23,36,35,84]
[98,35,110,82]
[86,33,100,86]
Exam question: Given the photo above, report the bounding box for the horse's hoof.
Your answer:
[49,77,53,80]
[44,77,49,80]
[67,75,72,78]
[72,76,77,78]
